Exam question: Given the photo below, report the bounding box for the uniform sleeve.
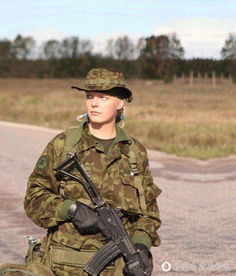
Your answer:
[131,149,162,248]
[24,132,66,229]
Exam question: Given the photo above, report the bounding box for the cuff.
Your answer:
[59,199,75,220]
[132,231,152,250]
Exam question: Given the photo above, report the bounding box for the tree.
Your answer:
[138,33,184,80]
[59,37,93,58]
[59,37,80,58]
[105,36,134,60]
[78,39,93,55]
[135,37,146,58]
[0,39,13,59]
[12,35,35,59]
[221,33,236,83]
[221,33,236,59]
[106,39,115,58]
[114,36,134,60]
[140,33,184,60]
[43,40,61,59]
[42,40,61,77]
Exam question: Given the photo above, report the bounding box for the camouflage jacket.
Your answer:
[24,120,162,252]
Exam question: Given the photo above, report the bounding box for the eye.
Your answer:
[101,95,109,100]
[86,94,93,99]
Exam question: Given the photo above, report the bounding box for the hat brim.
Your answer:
[71,86,133,102]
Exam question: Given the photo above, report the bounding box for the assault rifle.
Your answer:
[54,153,151,276]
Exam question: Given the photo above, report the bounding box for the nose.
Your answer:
[91,97,99,107]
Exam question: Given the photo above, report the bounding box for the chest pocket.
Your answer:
[119,172,147,215]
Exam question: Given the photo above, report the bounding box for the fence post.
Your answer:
[212,71,216,86]
[205,73,208,83]
[189,71,194,86]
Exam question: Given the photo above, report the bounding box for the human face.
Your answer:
[85,92,124,124]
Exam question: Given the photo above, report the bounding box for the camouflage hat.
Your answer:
[71,68,133,102]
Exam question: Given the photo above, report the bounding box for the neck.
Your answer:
[88,120,116,139]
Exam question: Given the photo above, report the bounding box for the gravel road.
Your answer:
[0,121,235,275]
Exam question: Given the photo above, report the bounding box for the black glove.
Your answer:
[68,202,100,235]
[123,243,153,276]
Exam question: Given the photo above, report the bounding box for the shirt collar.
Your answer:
[71,117,132,156]
[113,124,131,145]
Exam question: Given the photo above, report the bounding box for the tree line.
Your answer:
[0,33,235,82]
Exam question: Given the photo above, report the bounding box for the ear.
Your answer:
[117,99,124,109]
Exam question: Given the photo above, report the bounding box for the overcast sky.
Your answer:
[1,0,236,59]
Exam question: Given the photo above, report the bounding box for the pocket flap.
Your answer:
[51,246,96,267]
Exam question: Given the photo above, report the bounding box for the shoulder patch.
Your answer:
[37,156,47,169]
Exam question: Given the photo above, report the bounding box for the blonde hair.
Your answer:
[76,107,126,127]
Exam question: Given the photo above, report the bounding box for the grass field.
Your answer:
[1,78,236,159]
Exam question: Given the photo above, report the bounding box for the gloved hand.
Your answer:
[68,201,100,235]
[123,243,153,276]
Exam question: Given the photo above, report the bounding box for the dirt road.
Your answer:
[0,121,235,275]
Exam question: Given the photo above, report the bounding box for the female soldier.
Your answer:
[24,68,162,275]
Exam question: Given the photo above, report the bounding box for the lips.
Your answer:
[90,111,101,115]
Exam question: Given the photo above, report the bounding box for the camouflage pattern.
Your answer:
[85,68,125,90]
[24,118,161,275]
[71,68,133,102]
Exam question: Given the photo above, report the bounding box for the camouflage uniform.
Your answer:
[24,69,162,275]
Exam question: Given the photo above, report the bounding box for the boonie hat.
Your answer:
[71,68,133,102]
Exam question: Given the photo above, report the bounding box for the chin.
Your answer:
[89,116,106,124]
[89,116,115,125]
[90,119,104,124]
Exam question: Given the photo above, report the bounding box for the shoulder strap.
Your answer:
[128,137,139,176]
[61,126,81,160]
[59,126,83,198]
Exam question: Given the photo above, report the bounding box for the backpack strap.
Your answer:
[59,125,83,198]
[61,126,83,160]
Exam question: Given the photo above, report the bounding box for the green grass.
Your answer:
[125,121,236,160]
[0,78,236,159]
